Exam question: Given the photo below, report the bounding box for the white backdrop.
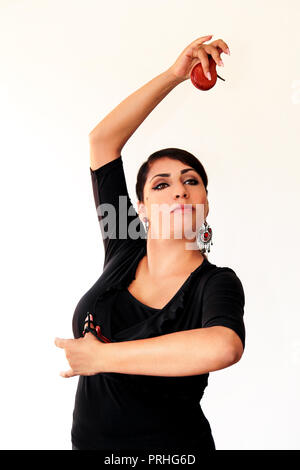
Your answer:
[1,0,299,450]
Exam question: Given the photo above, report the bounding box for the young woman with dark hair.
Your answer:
[55,35,245,452]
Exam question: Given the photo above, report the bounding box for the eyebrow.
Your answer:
[149,168,196,182]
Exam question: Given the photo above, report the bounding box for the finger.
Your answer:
[189,35,213,50]
[84,331,98,340]
[196,48,211,80]
[211,39,230,55]
[204,45,224,67]
[60,369,77,378]
[55,337,71,349]
[198,34,213,41]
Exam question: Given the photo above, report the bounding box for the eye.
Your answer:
[152,179,199,190]
[185,178,199,185]
[152,182,168,190]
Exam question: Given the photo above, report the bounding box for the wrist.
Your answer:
[163,67,186,86]
[97,342,116,373]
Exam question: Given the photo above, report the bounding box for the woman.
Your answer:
[55,35,245,451]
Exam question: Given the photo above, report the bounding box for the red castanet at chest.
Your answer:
[82,312,112,343]
[95,325,112,343]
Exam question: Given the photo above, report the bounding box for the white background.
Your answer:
[1,0,299,450]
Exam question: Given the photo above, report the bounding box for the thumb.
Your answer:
[60,369,77,378]
[55,337,71,349]
[197,35,213,44]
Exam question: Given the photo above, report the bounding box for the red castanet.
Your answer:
[190,55,225,91]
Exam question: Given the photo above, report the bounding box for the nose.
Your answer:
[174,186,188,199]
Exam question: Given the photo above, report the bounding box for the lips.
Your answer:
[171,204,194,213]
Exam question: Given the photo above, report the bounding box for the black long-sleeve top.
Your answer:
[71,155,246,450]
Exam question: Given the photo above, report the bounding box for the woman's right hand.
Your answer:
[168,35,230,82]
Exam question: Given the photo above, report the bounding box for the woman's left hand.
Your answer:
[54,325,104,378]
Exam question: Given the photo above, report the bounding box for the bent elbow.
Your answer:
[228,344,244,365]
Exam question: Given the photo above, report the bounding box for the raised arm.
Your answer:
[88,66,184,262]
[88,34,229,170]
[88,63,185,261]
[88,68,184,171]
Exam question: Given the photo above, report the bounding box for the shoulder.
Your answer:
[203,262,245,302]
[207,263,243,283]
[90,154,123,177]
[193,259,245,301]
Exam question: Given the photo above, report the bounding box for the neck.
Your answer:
[144,236,205,279]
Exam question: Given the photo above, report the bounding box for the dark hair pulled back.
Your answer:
[135,147,208,203]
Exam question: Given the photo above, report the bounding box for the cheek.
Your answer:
[145,192,168,216]
[195,188,208,207]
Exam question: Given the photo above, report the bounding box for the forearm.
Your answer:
[99,327,237,377]
[88,68,185,150]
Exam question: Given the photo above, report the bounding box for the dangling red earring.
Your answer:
[197,220,213,253]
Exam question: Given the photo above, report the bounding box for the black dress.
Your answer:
[71,155,246,451]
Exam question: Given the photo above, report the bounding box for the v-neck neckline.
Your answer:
[125,287,162,311]
[125,243,208,313]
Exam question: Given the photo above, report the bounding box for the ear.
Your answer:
[137,201,147,221]
[205,199,209,219]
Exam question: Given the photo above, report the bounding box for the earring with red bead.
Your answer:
[197,220,213,253]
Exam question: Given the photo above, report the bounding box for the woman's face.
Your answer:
[138,157,209,242]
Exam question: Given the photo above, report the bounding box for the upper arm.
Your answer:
[89,150,146,268]
[201,270,246,360]
[89,138,121,172]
